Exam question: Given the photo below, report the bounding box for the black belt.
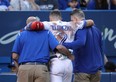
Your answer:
[50,55,57,59]
[20,62,47,65]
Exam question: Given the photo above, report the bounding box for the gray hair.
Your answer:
[26,16,40,24]
[70,9,85,20]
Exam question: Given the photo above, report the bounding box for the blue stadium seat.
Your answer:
[101,72,111,82]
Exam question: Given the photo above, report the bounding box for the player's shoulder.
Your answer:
[17,30,27,37]
[59,21,70,25]
[92,25,100,32]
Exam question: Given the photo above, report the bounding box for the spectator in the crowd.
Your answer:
[104,61,116,72]
[0,0,10,11]
[58,0,69,10]
[35,0,59,10]
[9,0,39,11]
[65,0,79,11]
[79,0,87,10]
[110,0,116,9]
[87,0,108,10]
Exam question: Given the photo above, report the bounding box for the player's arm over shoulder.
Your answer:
[77,19,94,29]
[24,21,51,31]
[85,19,94,27]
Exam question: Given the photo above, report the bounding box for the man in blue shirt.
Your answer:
[12,16,74,82]
[63,9,103,82]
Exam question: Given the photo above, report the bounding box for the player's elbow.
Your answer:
[56,45,65,51]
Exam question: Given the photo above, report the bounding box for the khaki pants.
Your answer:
[74,71,101,82]
[17,65,50,82]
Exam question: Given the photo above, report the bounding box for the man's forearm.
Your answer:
[56,45,74,60]
[12,53,19,73]
[14,59,19,72]
[25,21,44,31]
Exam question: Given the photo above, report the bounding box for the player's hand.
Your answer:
[36,22,40,28]
[31,21,38,29]
[30,21,44,31]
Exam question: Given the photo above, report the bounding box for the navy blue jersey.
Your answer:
[12,30,59,64]
[63,26,103,74]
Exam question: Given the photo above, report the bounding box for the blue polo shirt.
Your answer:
[63,26,103,74]
[12,30,59,64]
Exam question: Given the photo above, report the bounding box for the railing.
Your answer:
[0,72,116,82]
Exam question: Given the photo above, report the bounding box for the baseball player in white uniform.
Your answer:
[24,10,94,82]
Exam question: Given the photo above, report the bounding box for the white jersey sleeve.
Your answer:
[76,20,86,29]
[43,21,51,30]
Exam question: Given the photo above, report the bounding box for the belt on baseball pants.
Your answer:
[19,62,47,65]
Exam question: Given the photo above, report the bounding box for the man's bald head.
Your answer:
[26,16,40,24]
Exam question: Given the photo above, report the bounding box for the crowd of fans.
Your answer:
[0,0,116,11]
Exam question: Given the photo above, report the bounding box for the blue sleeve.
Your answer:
[63,29,87,50]
[12,33,21,55]
[83,20,87,28]
[100,33,103,55]
[48,31,59,51]
[96,27,103,56]
[99,31,104,65]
